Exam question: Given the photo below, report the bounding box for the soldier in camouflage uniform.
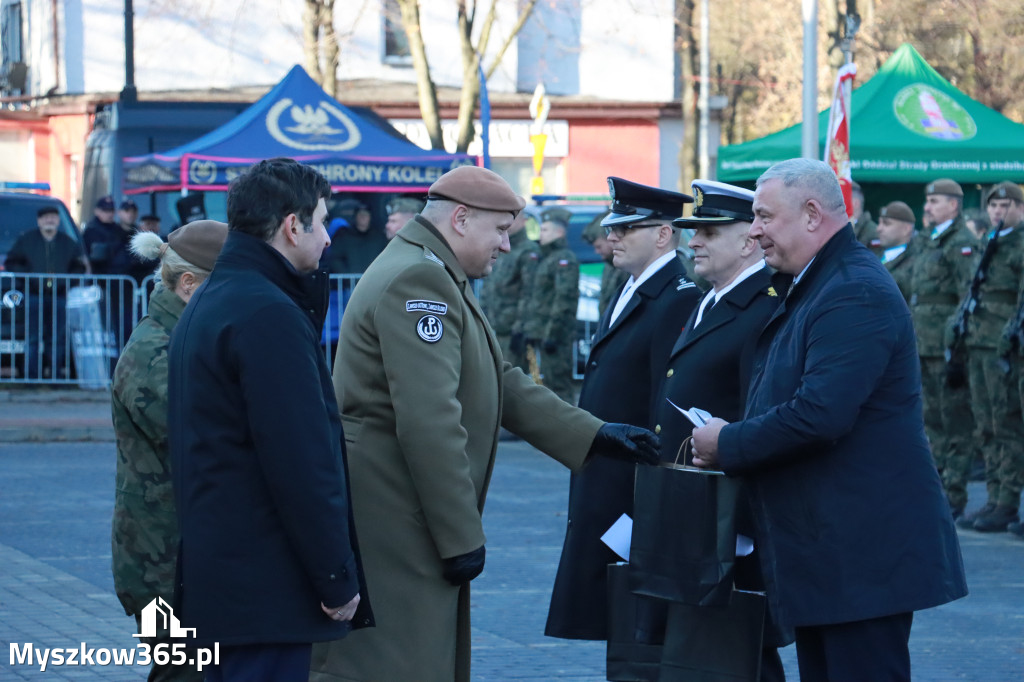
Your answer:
[1001,231,1024,539]
[111,221,227,682]
[852,181,881,256]
[581,216,629,318]
[524,212,580,402]
[909,179,979,517]
[877,201,918,304]
[955,182,1024,532]
[479,212,541,369]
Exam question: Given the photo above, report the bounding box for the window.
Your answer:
[1,2,24,93]
[382,0,411,65]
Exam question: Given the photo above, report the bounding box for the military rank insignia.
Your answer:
[767,286,778,297]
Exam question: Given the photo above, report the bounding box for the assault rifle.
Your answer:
[945,220,1003,387]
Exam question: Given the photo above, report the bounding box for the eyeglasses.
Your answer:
[604,222,662,238]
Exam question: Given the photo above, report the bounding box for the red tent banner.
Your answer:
[824,63,857,218]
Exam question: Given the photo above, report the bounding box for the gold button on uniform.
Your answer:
[654,425,662,434]
[666,369,674,378]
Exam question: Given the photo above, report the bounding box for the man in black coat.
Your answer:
[169,158,372,680]
[546,177,700,642]
[4,206,87,379]
[655,180,787,681]
[692,159,967,681]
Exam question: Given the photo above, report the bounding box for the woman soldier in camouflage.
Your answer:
[111,220,228,682]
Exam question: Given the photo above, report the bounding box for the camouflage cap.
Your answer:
[388,197,425,215]
[540,207,572,230]
[879,201,915,224]
[427,166,526,215]
[925,178,963,198]
[581,213,608,243]
[167,220,229,271]
[985,181,1024,205]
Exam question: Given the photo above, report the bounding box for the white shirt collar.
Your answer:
[608,251,678,325]
[712,259,767,303]
[930,218,954,240]
[793,256,816,286]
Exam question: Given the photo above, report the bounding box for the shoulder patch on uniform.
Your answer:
[961,246,973,256]
[558,259,570,266]
[423,249,445,267]
[529,252,540,259]
[406,300,448,315]
[416,314,444,343]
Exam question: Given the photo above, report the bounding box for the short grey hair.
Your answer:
[756,158,847,215]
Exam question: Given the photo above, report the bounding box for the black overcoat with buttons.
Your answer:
[653,265,778,466]
[168,231,373,646]
[545,255,700,640]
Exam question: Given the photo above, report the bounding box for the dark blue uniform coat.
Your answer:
[718,226,968,629]
[654,265,777,464]
[168,231,372,646]
[545,256,700,640]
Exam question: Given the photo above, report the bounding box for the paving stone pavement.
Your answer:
[1,436,1023,679]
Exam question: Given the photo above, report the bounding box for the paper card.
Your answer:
[667,398,714,428]
[600,513,633,561]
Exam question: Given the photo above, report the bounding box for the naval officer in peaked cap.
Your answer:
[546,176,700,647]
[658,178,790,681]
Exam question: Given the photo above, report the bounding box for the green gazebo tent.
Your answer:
[717,43,1024,185]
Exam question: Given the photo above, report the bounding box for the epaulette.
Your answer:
[423,248,444,267]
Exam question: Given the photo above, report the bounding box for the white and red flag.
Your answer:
[824,63,857,219]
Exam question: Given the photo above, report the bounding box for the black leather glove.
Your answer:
[588,423,660,465]
[543,338,559,355]
[945,360,967,389]
[442,546,486,586]
[509,332,525,355]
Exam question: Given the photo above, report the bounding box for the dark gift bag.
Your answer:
[658,590,766,682]
[628,438,741,606]
[606,563,669,682]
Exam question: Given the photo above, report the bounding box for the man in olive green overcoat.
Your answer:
[310,166,659,682]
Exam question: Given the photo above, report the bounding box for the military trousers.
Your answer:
[920,356,975,510]
[538,340,576,404]
[495,332,528,373]
[970,349,1024,508]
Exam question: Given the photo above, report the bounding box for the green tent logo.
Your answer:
[894,84,977,141]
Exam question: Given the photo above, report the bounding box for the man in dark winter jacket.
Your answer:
[692,158,967,681]
[169,158,371,681]
[4,206,87,378]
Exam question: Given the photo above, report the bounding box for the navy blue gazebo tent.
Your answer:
[123,65,475,194]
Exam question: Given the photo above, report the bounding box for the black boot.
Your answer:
[972,505,1019,533]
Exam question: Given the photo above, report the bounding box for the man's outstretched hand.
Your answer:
[588,423,660,465]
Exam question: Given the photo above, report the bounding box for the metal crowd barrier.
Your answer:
[0,271,590,386]
[0,273,140,388]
